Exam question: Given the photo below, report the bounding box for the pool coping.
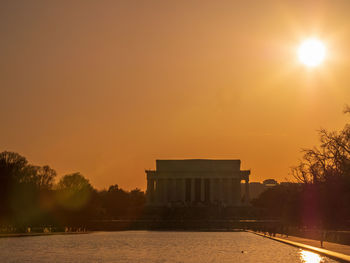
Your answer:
[248,231,350,263]
[0,232,91,238]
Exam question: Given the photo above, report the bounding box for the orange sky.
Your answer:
[1,0,350,190]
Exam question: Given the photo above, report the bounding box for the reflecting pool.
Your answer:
[0,231,340,263]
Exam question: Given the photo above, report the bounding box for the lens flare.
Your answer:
[300,250,323,263]
[298,38,326,67]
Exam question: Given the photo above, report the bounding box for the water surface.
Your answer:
[0,231,340,263]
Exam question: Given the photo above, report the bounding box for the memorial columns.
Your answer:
[219,178,223,204]
[232,179,241,206]
[175,178,185,202]
[171,178,177,202]
[223,178,229,205]
[175,178,180,201]
[191,178,195,203]
[214,178,220,203]
[209,178,214,203]
[146,160,250,207]
[201,178,205,202]
[182,178,186,202]
[166,178,172,203]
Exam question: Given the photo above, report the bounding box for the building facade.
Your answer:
[146,159,250,206]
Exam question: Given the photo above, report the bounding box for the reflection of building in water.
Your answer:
[146,159,250,206]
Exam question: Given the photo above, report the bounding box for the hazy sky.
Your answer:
[1,0,350,190]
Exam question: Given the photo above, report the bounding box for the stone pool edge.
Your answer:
[0,232,91,238]
[248,231,350,263]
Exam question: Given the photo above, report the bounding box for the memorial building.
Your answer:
[146,159,250,206]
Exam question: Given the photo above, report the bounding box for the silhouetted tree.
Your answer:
[0,151,28,221]
[289,108,350,228]
[22,165,57,190]
[252,108,350,229]
[105,184,129,218]
[0,151,59,227]
[129,188,146,207]
[96,185,146,219]
[292,106,350,184]
[252,184,301,224]
[56,173,94,210]
[0,151,28,185]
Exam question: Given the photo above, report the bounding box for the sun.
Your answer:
[298,38,326,67]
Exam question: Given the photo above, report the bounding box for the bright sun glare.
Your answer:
[299,250,322,263]
[298,38,326,67]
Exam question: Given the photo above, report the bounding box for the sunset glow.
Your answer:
[2,1,350,262]
[1,1,349,191]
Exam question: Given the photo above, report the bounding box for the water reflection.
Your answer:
[0,232,340,263]
[300,250,324,263]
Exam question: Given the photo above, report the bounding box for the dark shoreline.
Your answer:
[0,232,91,238]
[0,229,246,238]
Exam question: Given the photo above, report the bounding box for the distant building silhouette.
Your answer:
[241,179,300,200]
[145,159,250,207]
[263,179,278,187]
[279,182,299,186]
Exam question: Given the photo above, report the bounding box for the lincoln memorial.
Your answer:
[146,159,250,206]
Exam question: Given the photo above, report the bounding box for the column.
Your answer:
[191,178,195,203]
[185,178,191,202]
[218,178,223,204]
[182,178,186,203]
[209,178,214,204]
[201,178,205,202]
[245,179,250,205]
[166,178,171,203]
[205,179,210,203]
[232,179,241,206]
[223,178,229,205]
[174,179,178,201]
[213,178,220,203]
[170,178,176,202]
[176,178,184,201]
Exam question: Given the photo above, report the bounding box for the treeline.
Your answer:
[3,111,350,232]
[252,109,350,229]
[0,151,145,230]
